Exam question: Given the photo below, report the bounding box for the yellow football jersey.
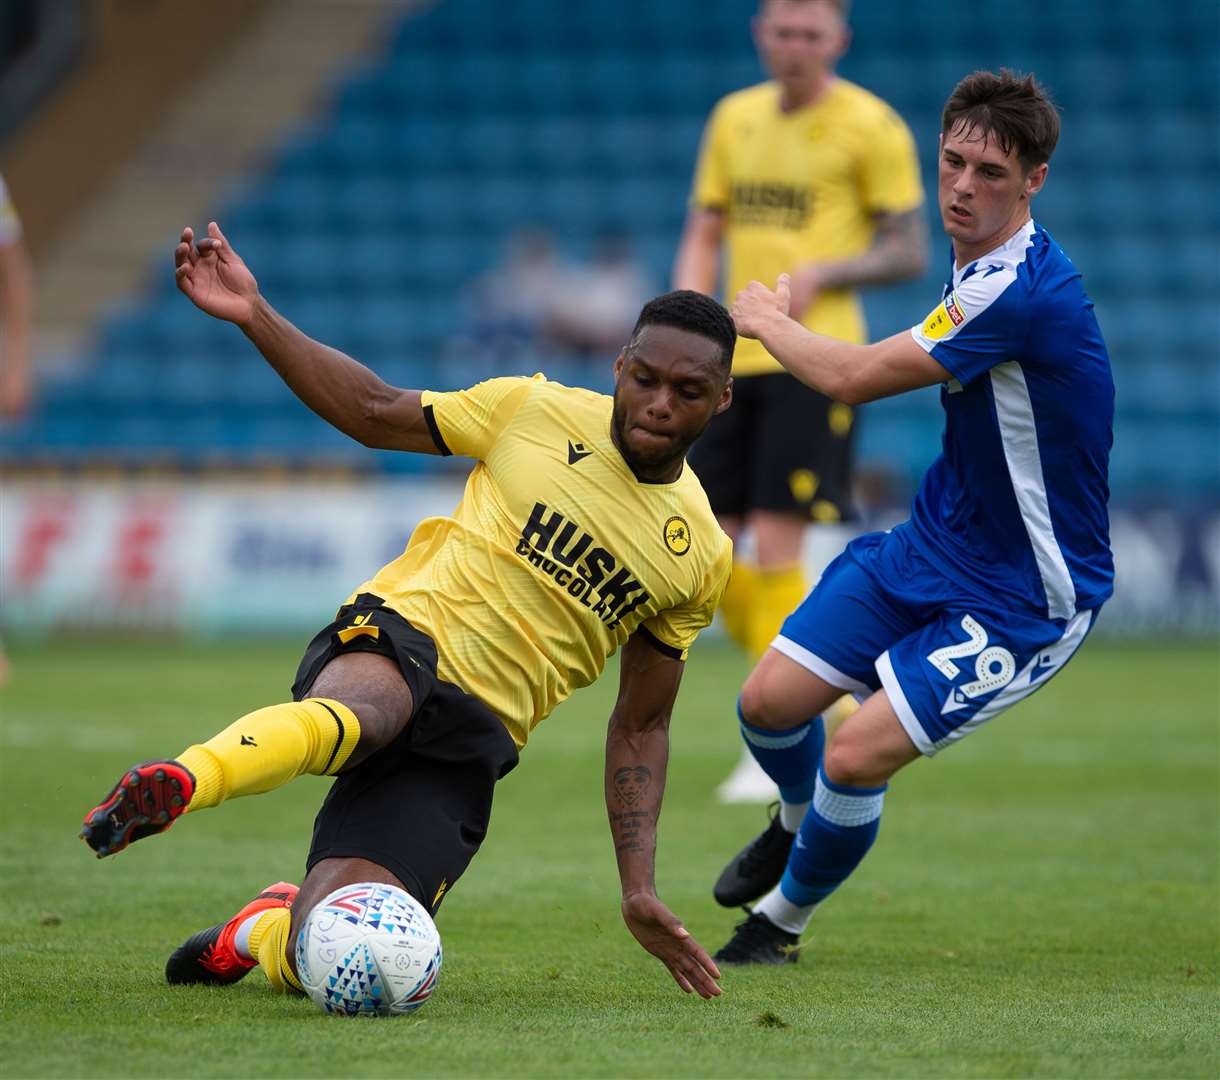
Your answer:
[351,376,733,749]
[692,79,924,375]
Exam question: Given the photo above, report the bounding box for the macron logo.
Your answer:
[567,440,593,465]
[941,688,971,715]
[1030,653,1056,682]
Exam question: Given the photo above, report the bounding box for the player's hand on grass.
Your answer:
[731,274,791,339]
[175,222,259,326]
[621,892,722,999]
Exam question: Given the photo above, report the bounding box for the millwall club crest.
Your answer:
[663,516,691,557]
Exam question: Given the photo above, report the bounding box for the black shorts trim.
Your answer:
[423,403,451,456]
[290,593,438,708]
[637,624,684,660]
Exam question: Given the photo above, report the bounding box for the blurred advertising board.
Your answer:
[0,480,464,635]
[1,482,1217,637]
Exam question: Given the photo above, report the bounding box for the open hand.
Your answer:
[730,274,791,340]
[174,222,259,325]
[621,892,721,999]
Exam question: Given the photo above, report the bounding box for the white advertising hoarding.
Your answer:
[1,481,1216,637]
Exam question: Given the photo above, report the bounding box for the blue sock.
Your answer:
[737,700,824,808]
[778,765,886,911]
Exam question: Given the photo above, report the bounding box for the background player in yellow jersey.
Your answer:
[678,2,922,800]
[673,0,928,802]
[79,222,734,1001]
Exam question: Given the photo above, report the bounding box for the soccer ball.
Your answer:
[295,882,442,1016]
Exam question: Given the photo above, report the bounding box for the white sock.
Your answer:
[778,800,809,832]
[754,886,816,935]
[233,912,264,960]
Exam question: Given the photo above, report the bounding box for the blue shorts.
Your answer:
[774,528,1098,756]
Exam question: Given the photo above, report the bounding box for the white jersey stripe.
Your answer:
[875,649,935,755]
[989,361,1078,621]
[772,635,873,694]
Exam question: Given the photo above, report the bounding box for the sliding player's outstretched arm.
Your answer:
[174,222,437,452]
[605,632,722,999]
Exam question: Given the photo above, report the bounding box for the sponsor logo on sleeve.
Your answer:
[920,290,966,340]
[921,304,951,340]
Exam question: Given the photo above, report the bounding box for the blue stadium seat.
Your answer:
[40,0,1216,495]
[524,118,599,174]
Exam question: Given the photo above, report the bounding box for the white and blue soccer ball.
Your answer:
[295,882,442,1016]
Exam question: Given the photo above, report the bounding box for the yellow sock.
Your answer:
[248,908,303,994]
[825,692,860,738]
[719,560,757,655]
[746,564,807,660]
[177,698,360,811]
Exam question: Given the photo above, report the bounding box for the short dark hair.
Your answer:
[942,69,1060,170]
[630,290,736,373]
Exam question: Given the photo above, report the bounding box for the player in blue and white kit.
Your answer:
[709,69,1115,963]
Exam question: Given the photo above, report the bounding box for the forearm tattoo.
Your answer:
[610,765,653,854]
[821,206,927,289]
[613,765,651,806]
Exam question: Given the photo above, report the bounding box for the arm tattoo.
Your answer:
[610,765,654,853]
[613,765,651,807]
[609,809,651,853]
[818,206,928,290]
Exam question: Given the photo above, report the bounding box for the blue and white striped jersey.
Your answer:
[904,219,1114,620]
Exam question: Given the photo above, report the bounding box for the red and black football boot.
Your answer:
[79,760,195,858]
[165,881,299,986]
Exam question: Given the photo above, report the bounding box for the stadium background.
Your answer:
[1,0,1217,637]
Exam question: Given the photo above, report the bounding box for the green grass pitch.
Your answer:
[1,636,1216,1078]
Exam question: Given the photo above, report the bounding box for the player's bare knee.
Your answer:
[738,671,797,731]
[823,732,886,788]
[309,652,414,759]
[289,856,407,962]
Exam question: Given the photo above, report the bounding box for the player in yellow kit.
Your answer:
[674,0,927,801]
[80,222,734,1001]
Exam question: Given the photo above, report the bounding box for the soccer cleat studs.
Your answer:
[80,760,196,858]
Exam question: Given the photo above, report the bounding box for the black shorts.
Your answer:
[687,371,857,521]
[291,593,520,916]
